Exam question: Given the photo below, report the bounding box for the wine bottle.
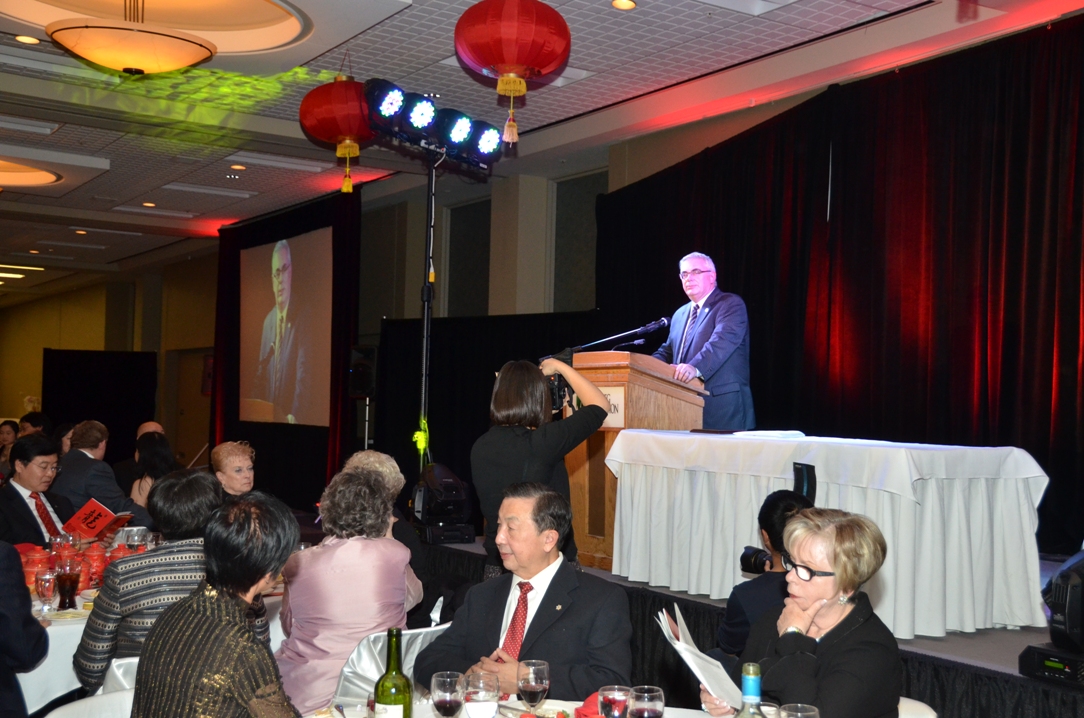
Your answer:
[375,627,412,718]
[734,663,766,718]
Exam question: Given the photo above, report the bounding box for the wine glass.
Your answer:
[431,672,464,717]
[146,532,164,550]
[461,673,499,718]
[780,705,819,718]
[517,660,549,711]
[598,686,632,718]
[628,686,664,718]
[125,527,148,552]
[35,568,57,615]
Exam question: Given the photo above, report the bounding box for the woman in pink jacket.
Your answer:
[275,468,423,714]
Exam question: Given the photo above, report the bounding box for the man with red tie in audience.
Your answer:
[414,483,632,700]
[0,434,75,546]
[51,420,153,529]
[653,251,755,431]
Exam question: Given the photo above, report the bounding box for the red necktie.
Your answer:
[501,581,533,660]
[677,304,700,364]
[31,492,61,539]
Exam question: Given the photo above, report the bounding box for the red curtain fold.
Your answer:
[597,16,1084,552]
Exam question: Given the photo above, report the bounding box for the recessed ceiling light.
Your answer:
[226,174,240,179]
[75,230,87,234]
[0,273,25,279]
[29,250,39,254]
[15,36,40,45]
[230,164,246,170]
[142,202,156,207]
[612,0,636,8]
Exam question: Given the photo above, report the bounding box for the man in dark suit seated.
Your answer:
[0,434,75,546]
[51,420,153,528]
[414,483,633,701]
[0,539,48,718]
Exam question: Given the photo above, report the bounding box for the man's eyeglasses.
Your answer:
[679,268,714,280]
[272,263,291,281]
[32,462,59,474]
[781,553,835,581]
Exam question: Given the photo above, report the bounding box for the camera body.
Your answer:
[740,545,773,574]
[548,373,570,413]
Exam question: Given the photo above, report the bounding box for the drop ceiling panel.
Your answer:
[0,218,180,263]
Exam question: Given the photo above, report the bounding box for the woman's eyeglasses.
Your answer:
[781,553,835,581]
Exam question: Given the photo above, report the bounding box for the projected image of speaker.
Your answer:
[238,228,332,426]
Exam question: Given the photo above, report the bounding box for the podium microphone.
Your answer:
[637,317,670,334]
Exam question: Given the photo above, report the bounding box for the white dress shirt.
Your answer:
[498,552,565,646]
[11,480,63,538]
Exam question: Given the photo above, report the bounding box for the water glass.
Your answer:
[761,703,780,718]
[517,660,549,710]
[49,532,74,553]
[35,569,57,614]
[629,686,664,718]
[780,705,819,718]
[461,673,499,718]
[125,527,149,552]
[431,671,464,717]
[599,685,632,718]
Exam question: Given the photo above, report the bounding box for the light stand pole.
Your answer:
[412,149,445,472]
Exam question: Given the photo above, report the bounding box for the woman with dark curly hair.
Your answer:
[274,468,423,714]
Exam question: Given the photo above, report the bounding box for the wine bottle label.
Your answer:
[375,704,404,718]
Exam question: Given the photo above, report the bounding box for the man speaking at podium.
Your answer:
[653,252,755,431]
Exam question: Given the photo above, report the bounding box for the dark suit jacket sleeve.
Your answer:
[688,294,748,381]
[290,330,308,423]
[0,542,48,673]
[548,582,632,700]
[413,584,492,687]
[652,308,681,363]
[715,585,750,656]
[85,463,154,529]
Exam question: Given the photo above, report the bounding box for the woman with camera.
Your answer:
[471,358,609,577]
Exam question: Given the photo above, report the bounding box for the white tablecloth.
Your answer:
[17,594,285,713]
[607,429,1050,639]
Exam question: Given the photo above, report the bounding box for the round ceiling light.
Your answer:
[0,159,59,186]
[46,18,216,75]
[612,0,636,8]
[15,36,41,44]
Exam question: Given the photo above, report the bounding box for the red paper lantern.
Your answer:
[299,75,375,192]
[454,0,571,143]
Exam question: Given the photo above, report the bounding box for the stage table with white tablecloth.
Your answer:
[606,429,1050,639]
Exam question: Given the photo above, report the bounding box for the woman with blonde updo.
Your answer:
[211,441,255,496]
[701,508,901,718]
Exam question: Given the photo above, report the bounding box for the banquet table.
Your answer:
[606,429,1050,639]
[17,593,285,714]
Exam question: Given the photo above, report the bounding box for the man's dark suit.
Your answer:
[414,559,632,701]
[0,540,48,717]
[0,482,75,547]
[255,305,309,424]
[654,288,755,430]
[51,450,153,528]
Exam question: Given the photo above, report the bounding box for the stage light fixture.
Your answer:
[365,78,406,133]
[432,108,474,148]
[457,121,504,168]
[399,93,437,142]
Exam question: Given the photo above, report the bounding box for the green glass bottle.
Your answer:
[734,663,766,718]
[375,627,412,718]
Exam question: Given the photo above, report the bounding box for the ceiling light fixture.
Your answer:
[75,230,87,234]
[46,1,217,75]
[230,165,247,171]
[0,160,59,186]
[29,250,40,254]
[612,0,636,8]
[142,202,156,207]
[15,36,41,45]
[0,264,45,271]
[0,273,25,279]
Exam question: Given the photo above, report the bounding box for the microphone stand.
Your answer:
[541,319,668,361]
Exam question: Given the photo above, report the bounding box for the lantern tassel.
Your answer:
[342,155,353,193]
[503,96,519,144]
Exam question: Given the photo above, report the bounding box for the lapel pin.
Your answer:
[555,604,562,611]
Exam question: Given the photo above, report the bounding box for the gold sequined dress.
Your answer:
[132,581,299,718]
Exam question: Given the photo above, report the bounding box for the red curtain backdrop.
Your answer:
[596,16,1084,552]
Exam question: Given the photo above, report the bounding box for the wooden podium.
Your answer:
[564,351,706,570]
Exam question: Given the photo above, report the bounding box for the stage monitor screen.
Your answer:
[238,228,332,426]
